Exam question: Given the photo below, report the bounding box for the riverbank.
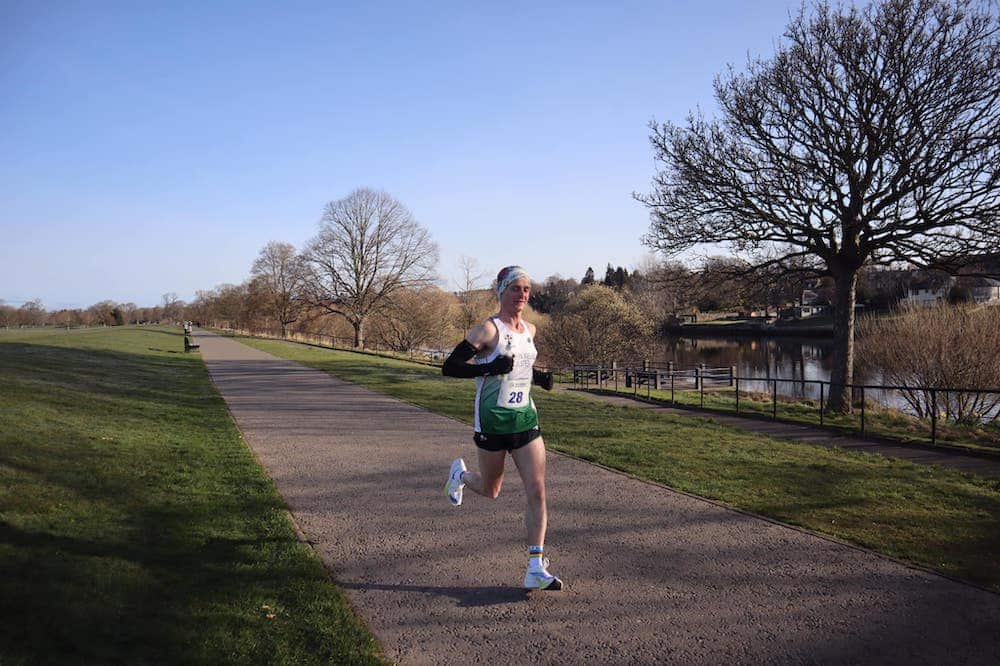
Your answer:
[664,315,834,337]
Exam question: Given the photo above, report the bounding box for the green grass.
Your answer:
[581,381,1000,452]
[234,335,1000,592]
[0,326,384,665]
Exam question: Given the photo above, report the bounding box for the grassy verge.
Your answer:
[234,335,1000,592]
[578,380,1000,452]
[0,327,384,665]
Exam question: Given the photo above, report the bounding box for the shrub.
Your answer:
[857,304,1000,424]
[540,285,653,367]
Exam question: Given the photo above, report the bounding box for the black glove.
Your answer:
[442,339,514,378]
[482,354,514,376]
[532,368,554,390]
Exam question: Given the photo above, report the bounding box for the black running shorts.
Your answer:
[473,426,542,452]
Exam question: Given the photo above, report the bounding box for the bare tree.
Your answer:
[637,0,1000,411]
[303,188,438,348]
[17,299,45,327]
[370,286,458,352]
[631,258,695,322]
[0,300,16,328]
[251,241,307,337]
[118,302,138,325]
[0,301,17,328]
[161,293,184,324]
[454,255,491,332]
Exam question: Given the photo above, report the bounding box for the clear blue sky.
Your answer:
[1,0,805,309]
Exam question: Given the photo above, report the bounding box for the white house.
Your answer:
[904,275,1000,305]
[904,277,953,306]
[967,277,1000,303]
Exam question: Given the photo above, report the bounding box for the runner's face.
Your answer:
[501,278,531,313]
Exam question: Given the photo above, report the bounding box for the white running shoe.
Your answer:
[524,557,563,591]
[444,458,467,506]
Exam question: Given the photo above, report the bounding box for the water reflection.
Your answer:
[650,334,998,421]
[656,334,858,402]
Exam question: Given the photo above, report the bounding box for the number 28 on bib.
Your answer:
[498,377,531,408]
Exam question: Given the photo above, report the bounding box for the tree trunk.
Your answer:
[827,269,858,413]
[353,318,364,349]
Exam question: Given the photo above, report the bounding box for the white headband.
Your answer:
[496,265,530,299]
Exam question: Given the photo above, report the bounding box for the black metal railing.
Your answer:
[570,363,1000,447]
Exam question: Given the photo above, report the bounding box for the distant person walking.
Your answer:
[441,265,562,591]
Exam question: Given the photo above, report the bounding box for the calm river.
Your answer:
[655,334,880,403]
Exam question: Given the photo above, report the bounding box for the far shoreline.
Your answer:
[663,320,834,338]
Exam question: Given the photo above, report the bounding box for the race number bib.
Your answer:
[497,377,531,408]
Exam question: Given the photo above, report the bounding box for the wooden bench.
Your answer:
[184,335,200,352]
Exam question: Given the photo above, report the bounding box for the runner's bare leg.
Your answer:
[511,436,547,546]
[461,448,506,499]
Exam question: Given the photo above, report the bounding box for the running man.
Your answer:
[441,265,562,591]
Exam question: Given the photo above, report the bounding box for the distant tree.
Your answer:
[371,286,458,352]
[303,188,438,348]
[251,241,307,337]
[693,257,754,312]
[454,255,492,333]
[601,264,632,290]
[194,284,247,329]
[48,309,70,327]
[0,300,16,328]
[17,299,45,327]
[135,306,158,325]
[243,277,273,333]
[581,266,596,285]
[161,293,184,324]
[635,259,693,312]
[88,300,118,326]
[119,302,138,325]
[530,275,579,314]
[616,267,630,290]
[638,0,1000,411]
[542,285,653,366]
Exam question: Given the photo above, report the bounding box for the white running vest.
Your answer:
[474,317,539,434]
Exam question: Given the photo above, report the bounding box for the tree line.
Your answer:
[0,294,184,329]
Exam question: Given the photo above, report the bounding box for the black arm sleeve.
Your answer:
[442,340,514,378]
[532,368,554,390]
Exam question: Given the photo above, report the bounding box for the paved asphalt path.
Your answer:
[194,330,1000,665]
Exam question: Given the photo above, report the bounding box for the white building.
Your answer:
[967,277,1000,303]
[904,277,953,306]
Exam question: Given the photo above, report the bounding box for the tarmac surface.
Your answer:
[194,330,1000,665]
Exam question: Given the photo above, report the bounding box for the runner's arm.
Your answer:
[442,320,512,378]
[442,341,513,378]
